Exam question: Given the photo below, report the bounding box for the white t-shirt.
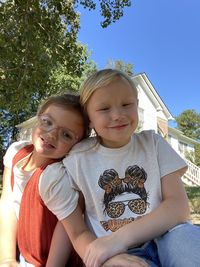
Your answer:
[3,141,78,220]
[63,130,188,238]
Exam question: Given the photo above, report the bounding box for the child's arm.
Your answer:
[83,168,190,267]
[46,191,86,267]
[0,167,20,267]
[61,207,150,267]
[46,221,72,267]
[40,163,95,265]
[61,204,96,261]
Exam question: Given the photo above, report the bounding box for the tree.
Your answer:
[0,1,86,114]
[49,59,97,94]
[176,109,200,167]
[194,144,200,167]
[106,59,134,75]
[0,0,131,169]
[0,0,131,123]
[76,0,131,28]
[176,109,200,141]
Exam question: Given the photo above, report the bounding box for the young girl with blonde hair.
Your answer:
[61,69,200,267]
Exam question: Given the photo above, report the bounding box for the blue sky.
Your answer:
[77,0,200,122]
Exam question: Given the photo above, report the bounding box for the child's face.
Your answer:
[32,104,84,159]
[86,79,138,148]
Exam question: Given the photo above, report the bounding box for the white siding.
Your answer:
[168,135,180,155]
[168,134,195,157]
[137,85,157,132]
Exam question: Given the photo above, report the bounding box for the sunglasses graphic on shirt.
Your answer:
[105,198,147,218]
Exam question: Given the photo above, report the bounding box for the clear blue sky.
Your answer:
[77,0,200,120]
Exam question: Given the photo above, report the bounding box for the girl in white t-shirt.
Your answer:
[0,93,89,267]
[60,69,200,267]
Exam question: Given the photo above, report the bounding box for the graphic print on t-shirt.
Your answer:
[98,165,148,232]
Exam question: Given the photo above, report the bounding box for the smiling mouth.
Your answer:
[110,124,128,129]
[40,137,55,149]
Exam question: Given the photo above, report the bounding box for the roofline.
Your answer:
[168,127,200,145]
[132,72,174,121]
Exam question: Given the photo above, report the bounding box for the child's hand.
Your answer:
[0,260,21,267]
[83,235,126,267]
[102,253,150,267]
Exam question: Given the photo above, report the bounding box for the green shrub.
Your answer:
[185,186,200,214]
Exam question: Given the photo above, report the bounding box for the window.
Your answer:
[178,141,188,154]
[137,107,144,132]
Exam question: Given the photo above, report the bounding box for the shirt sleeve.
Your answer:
[3,141,30,169]
[155,134,188,178]
[39,162,79,221]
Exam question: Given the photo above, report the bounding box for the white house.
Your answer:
[168,127,198,158]
[132,72,200,186]
[168,127,200,186]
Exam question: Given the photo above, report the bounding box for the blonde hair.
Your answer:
[80,68,138,111]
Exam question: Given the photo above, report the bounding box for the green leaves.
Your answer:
[176,109,200,167]
[0,0,84,114]
[100,0,131,28]
[0,0,131,168]
[176,109,200,141]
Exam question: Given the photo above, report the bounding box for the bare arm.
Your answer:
[61,205,96,260]
[46,221,72,267]
[0,167,20,266]
[46,192,86,267]
[84,168,190,267]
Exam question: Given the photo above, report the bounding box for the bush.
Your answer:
[185,186,200,214]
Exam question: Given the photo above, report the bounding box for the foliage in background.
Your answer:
[74,0,131,28]
[176,109,200,141]
[49,59,97,94]
[0,0,131,161]
[0,0,86,145]
[106,59,134,75]
[176,109,200,166]
[194,144,200,167]
[185,186,200,214]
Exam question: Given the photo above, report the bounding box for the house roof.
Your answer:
[16,116,37,129]
[168,127,200,145]
[132,73,174,121]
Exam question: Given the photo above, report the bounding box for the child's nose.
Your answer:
[46,128,59,140]
[111,108,124,120]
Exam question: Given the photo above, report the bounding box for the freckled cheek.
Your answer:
[32,127,40,139]
[99,114,109,123]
